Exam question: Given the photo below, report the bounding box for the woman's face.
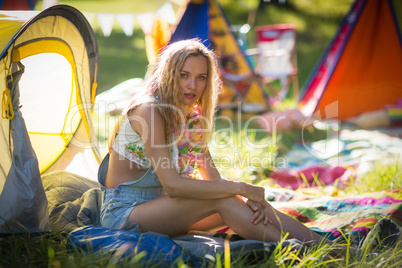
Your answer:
[179,55,208,106]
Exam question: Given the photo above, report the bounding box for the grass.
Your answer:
[343,159,402,195]
[95,30,149,93]
[1,225,401,267]
[9,1,398,267]
[4,239,402,267]
[2,118,401,267]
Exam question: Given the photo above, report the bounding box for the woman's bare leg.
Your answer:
[263,203,332,246]
[262,203,358,257]
[189,203,333,246]
[129,195,353,256]
[183,213,227,233]
[129,195,283,242]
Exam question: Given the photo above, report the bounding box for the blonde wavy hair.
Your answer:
[122,39,222,151]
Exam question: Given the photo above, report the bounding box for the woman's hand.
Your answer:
[241,182,266,207]
[240,182,272,225]
[246,199,272,225]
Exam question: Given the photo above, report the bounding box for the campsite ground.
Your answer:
[3,0,398,267]
[1,125,401,267]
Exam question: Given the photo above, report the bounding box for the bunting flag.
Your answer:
[156,1,177,24]
[116,13,135,36]
[79,1,178,37]
[97,13,115,37]
[137,12,155,35]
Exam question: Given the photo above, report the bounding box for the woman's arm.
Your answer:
[197,149,221,181]
[130,103,266,204]
[199,149,271,225]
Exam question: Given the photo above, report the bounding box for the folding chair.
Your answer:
[250,24,299,101]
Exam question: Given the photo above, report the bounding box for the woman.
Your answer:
[98,39,346,253]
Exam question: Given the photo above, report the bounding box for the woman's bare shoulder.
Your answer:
[127,101,164,135]
[127,101,161,118]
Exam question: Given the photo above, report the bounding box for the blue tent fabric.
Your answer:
[169,2,210,48]
[68,226,197,266]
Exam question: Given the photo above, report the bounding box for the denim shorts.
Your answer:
[98,154,166,232]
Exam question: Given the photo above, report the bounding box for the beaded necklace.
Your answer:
[175,104,204,179]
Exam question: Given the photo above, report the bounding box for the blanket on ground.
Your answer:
[270,128,402,190]
[42,171,402,265]
[268,188,402,248]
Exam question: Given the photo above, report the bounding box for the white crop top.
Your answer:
[111,95,181,172]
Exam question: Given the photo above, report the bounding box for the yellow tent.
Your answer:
[0,5,100,233]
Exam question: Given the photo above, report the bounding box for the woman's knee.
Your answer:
[215,195,244,211]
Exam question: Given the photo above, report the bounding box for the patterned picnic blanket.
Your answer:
[268,188,402,247]
[270,128,402,190]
